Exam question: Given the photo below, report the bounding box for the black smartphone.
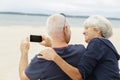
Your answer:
[30,35,42,42]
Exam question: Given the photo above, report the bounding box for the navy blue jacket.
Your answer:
[25,44,85,80]
[78,38,120,80]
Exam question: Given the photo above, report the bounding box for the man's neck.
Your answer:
[51,40,68,48]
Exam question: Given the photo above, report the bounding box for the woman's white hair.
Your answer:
[83,15,113,38]
[46,14,70,40]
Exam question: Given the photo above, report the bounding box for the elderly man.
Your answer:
[19,14,85,80]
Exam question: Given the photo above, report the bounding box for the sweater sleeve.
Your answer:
[78,38,105,79]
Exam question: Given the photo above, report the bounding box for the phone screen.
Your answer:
[30,35,42,42]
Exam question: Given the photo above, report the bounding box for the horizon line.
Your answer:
[0,11,120,20]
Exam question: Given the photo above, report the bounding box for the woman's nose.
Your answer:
[83,31,85,35]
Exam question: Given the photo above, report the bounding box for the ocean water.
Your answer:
[0,14,120,27]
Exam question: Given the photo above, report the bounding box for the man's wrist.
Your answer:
[21,52,28,56]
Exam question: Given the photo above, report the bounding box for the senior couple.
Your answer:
[19,14,120,80]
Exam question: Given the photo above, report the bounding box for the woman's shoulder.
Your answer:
[89,38,111,45]
[89,38,120,60]
[90,37,108,42]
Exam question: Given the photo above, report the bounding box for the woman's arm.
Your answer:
[38,47,82,80]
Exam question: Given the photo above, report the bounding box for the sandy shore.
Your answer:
[0,26,120,80]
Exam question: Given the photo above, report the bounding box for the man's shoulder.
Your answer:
[69,44,85,49]
[67,44,86,53]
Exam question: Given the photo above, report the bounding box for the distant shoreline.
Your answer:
[0,11,120,20]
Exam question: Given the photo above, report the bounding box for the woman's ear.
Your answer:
[94,28,103,37]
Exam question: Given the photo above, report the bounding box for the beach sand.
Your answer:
[0,26,120,80]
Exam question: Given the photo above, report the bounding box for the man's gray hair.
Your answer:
[46,14,69,39]
[83,15,113,38]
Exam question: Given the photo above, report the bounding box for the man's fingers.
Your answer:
[39,35,52,47]
[41,35,46,40]
[20,37,30,54]
[40,41,46,46]
[26,37,30,42]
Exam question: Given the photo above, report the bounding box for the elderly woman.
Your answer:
[39,15,120,80]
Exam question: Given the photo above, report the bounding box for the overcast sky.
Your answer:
[0,0,120,18]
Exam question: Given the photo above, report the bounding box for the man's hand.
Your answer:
[20,37,30,54]
[37,47,58,61]
[40,35,52,47]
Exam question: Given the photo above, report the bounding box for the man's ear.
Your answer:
[63,26,67,37]
[63,26,70,43]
